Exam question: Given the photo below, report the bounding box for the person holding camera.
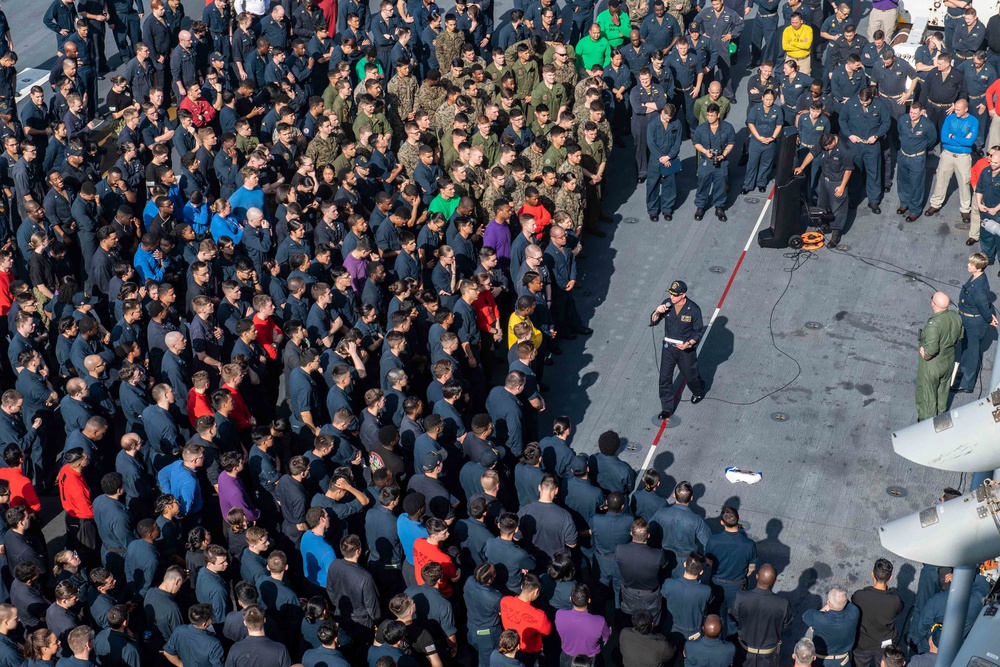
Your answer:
[691,103,736,221]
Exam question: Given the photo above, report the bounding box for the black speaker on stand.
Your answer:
[758,132,807,249]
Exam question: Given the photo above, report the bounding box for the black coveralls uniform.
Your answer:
[651,295,707,415]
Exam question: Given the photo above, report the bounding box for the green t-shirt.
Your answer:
[575,35,612,69]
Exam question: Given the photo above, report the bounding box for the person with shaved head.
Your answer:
[916,291,963,420]
[685,614,736,667]
[731,564,791,667]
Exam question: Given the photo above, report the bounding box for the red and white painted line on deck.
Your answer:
[635,188,776,480]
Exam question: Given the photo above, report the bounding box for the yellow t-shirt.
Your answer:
[508,312,544,350]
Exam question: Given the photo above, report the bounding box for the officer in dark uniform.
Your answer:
[110,0,143,62]
[464,563,504,667]
[203,0,234,62]
[802,587,860,667]
[629,69,667,182]
[918,54,967,133]
[793,132,853,247]
[590,491,633,601]
[563,455,604,569]
[742,88,782,193]
[951,9,985,62]
[943,0,970,51]
[705,506,758,639]
[749,0,780,66]
[795,101,830,205]
[691,104,736,220]
[730,564,791,667]
[365,486,405,596]
[646,104,683,222]
[895,101,937,221]
[872,48,916,186]
[649,480,711,577]
[840,86,889,213]
[739,63,776,165]
[685,615,737,667]
[649,280,707,420]
[954,251,997,393]
[666,41,702,137]
[660,552,712,644]
[958,51,995,152]
[616,518,667,627]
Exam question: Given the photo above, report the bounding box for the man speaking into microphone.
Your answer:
[650,280,707,420]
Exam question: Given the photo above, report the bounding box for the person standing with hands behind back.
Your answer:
[650,280,706,420]
[953,252,998,394]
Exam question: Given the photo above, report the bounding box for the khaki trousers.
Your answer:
[928,150,972,213]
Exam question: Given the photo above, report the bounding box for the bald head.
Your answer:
[709,81,722,95]
[931,292,950,312]
[703,614,722,638]
[83,355,102,372]
[757,564,777,589]
[247,207,264,223]
[66,378,87,396]
[165,331,185,351]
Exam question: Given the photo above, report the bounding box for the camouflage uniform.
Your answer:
[557,159,585,194]
[434,101,458,134]
[415,81,448,116]
[305,134,340,168]
[579,140,607,230]
[435,29,465,73]
[538,182,560,210]
[482,182,510,209]
[576,113,612,151]
[625,0,648,28]
[555,185,584,228]
[387,73,419,134]
[398,139,422,177]
[508,177,528,210]
[467,164,487,201]
[667,0,690,30]
[521,145,547,179]
[574,75,605,104]
[552,61,579,99]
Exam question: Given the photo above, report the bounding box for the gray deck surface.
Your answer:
[544,66,983,642]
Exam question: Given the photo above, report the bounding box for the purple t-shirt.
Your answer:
[482,220,512,268]
[344,253,368,292]
[217,472,261,522]
[555,608,610,657]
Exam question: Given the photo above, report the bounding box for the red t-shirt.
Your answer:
[57,465,93,519]
[412,538,458,598]
[518,203,553,240]
[187,388,214,429]
[500,596,552,653]
[253,314,282,360]
[223,384,253,431]
[0,467,41,512]
[0,269,12,316]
